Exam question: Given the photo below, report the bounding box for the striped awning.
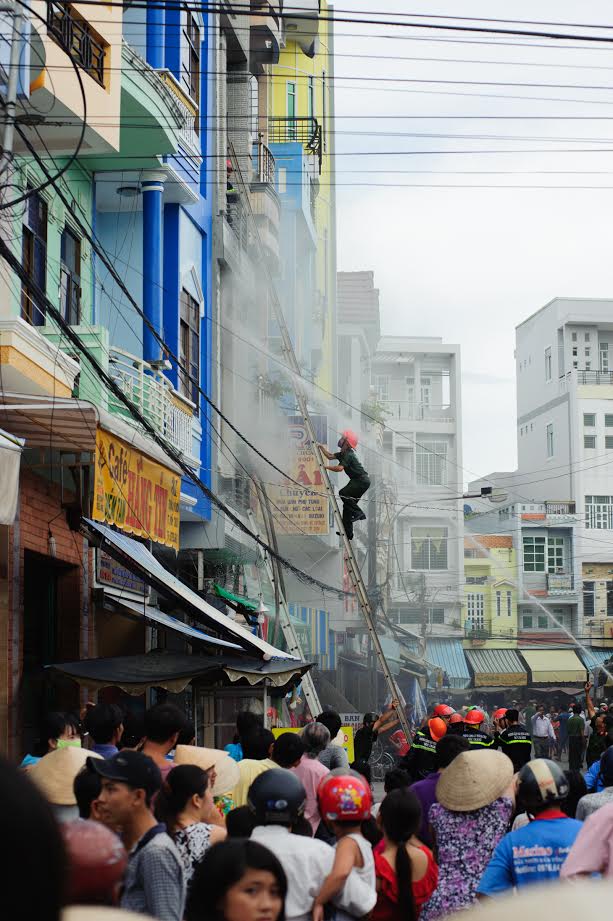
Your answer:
[577,647,613,671]
[465,648,527,687]
[425,639,471,689]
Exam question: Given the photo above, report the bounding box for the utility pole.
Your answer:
[0,3,24,178]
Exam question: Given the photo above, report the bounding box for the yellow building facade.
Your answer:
[463,536,519,648]
[269,1,336,391]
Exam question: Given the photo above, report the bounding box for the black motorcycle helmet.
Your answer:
[517,758,569,814]
[247,768,306,825]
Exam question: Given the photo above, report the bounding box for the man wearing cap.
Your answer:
[90,750,185,921]
[399,717,447,783]
[495,709,532,772]
[463,710,495,749]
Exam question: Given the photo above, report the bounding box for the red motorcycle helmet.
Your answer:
[428,717,448,742]
[318,773,372,822]
[493,708,508,721]
[433,704,455,719]
[464,709,486,725]
[449,713,464,725]
[62,819,127,905]
[340,430,359,450]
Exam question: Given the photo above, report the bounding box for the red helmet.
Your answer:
[464,709,485,725]
[62,819,127,905]
[493,708,508,721]
[433,704,455,719]
[428,717,448,742]
[449,713,464,725]
[341,429,359,449]
[317,773,372,822]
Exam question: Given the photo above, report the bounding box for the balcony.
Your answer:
[269,117,322,172]
[16,1,122,156]
[250,1,282,72]
[250,138,280,268]
[380,401,454,423]
[283,0,320,57]
[106,348,198,466]
[560,368,613,398]
[546,573,576,595]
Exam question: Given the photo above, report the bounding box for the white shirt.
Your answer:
[531,713,556,740]
[251,825,376,921]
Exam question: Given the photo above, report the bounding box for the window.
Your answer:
[546,423,554,458]
[585,332,591,342]
[585,348,591,358]
[538,615,548,629]
[573,361,578,369]
[21,189,47,326]
[586,495,613,529]
[179,289,200,412]
[573,347,578,357]
[584,413,596,427]
[586,361,592,370]
[605,415,613,427]
[544,346,552,381]
[59,226,81,324]
[548,537,565,572]
[396,607,444,625]
[506,591,512,616]
[322,70,327,151]
[585,435,596,449]
[415,441,448,486]
[307,76,314,119]
[572,332,578,342]
[183,11,200,106]
[601,343,609,372]
[374,375,389,401]
[286,81,296,138]
[496,591,501,617]
[411,527,448,570]
[606,436,613,450]
[608,581,613,617]
[583,581,595,616]
[522,613,533,629]
[523,536,546,572]
[467,593,485,629]
[47,2,106,86]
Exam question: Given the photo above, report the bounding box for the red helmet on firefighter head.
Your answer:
[463,709,485,725]
[317,773,372,822]
[493,708,508,721]
[449,713,464,725]
[428,717,448,742]
[433,704,455,719]
[340,430,359,450]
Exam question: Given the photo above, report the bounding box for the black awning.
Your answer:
[47,650,313,696]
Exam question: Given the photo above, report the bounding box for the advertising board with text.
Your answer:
[267,415,329,535]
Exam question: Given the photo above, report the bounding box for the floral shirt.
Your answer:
[420,797,513,921]
[173,822,213,886]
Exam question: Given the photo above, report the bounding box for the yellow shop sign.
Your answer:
[93,428,180,550]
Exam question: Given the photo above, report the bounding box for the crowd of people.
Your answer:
[7,688,613,921]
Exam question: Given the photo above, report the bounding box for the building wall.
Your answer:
[463,542,518,646]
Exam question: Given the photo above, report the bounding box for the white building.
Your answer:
[475,297,613,648]
[372,336,464,638]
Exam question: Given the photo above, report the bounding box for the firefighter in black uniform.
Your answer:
[495,707,532,771]
[399,717,447,782]
[463,708,495,748]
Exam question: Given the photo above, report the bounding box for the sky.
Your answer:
[334,1,613,486]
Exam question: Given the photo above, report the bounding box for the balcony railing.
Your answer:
[46,1,106,86]
[253,137,276,185]
[560,369,613,392]
[108,348,197,463]
[380,401,454,423]
[156,69,200,156]
[545,501,576,515]
[546,573,576,594]
[269,117,322,171]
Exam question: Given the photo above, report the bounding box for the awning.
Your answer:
[520,648,586,684]
[577,647,613,671]
[0,392,181,472]
[113,598,244,652]
[465,648,527,688]
[82,519,299,662]
[425,639,471,689]
[47,650,312,696]
[214,583,265,613]
[0,427,23,524]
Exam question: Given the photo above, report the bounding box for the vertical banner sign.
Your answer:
[268,415,330,535]
[93,428,180,550]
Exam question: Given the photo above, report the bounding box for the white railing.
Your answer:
[380,401,454,423]
[108,347,196,462]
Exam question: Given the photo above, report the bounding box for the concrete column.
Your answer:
[146,0,165,69]
[141,171,166,364]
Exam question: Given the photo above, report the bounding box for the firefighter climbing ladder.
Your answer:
[228,145,411,741]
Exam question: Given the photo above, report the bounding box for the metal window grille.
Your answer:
[46,2,106,86]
